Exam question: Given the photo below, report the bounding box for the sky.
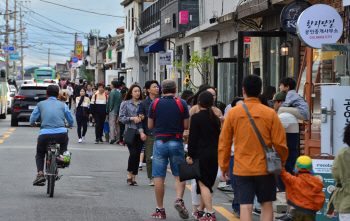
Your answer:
[0,0,125,68]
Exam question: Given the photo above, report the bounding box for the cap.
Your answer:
[161,79,176,90]
[272,91,287,101]
[295,156,314,174]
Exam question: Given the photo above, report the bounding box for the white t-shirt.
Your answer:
[278,112,299,133]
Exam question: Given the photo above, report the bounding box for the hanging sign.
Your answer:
[280,0,311,36]
[77,41,82,60]
[159,52,172,65]
[297,4,343,49]
[179,11,189,24]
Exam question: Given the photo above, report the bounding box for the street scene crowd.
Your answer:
[29,75,350,221]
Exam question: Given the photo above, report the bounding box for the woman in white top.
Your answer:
[75,88,90,143]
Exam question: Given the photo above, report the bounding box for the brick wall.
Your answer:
[160,1,178,38]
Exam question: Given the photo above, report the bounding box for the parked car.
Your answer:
[6,84,16,114]
[11,83,49,126]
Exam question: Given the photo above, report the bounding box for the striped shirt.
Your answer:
[90,93,108,114]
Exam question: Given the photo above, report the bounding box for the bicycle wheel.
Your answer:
[49,153,56,197]
[46,155,50,194]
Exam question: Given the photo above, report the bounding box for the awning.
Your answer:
[144,40,164,53]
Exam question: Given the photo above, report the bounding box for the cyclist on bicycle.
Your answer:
[30,85,74,186]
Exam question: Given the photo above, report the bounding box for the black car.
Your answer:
[11,84,49,126]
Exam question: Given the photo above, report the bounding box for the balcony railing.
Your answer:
[140,1,160,33]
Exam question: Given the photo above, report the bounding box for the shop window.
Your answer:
[128,10,130,32]
[217,62,237,107]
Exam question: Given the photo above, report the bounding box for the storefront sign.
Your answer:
[297,4,343,49]
[281,0,311,36]
[244,37,251,44]
[312,159,339,220]
[9,53,20,61]
[77,41,82,60]
[179,11,189,24]
[159,52,172,65]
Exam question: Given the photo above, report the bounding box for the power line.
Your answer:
[38,0,126,18]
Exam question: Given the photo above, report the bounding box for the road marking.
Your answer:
[6,132,11,133]
[186,185,191,191]
[0,140,3,143]
[2,135,9,138]
[213,206,239,221]
[9,128,15,131]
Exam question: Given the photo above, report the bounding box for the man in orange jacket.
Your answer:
[279,156,325,221]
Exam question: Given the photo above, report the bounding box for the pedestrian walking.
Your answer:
[60,78,66,89]
[75,88,90,143]
[137,80,159,186]
[67,83,74,109]
[223,97,244,218]
[148,79,190,219]
[86,84,94,99]
[90,83,108,144]
[73,79,85,103]
[183,85,224,219]
[186,91,221,221]
[327,123,350,221]
[106,81,123,144]
[119,84,144,186]
[218,74,289,221]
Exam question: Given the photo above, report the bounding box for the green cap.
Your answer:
[272,91,287,101]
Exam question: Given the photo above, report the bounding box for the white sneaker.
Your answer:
[82,136,85,142]
[78,138,82,143]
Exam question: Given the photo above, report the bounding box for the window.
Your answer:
[128,10,130,32]
[132,8,134,31]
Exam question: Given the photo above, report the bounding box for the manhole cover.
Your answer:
[69,175,94,179]
[75,187,105,192]
[66,192,102,197]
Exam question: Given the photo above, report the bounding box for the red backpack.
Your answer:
[152,97,185,130]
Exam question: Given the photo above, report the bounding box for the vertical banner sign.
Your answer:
[77,41,82,60]
[179,11,189,24]
[312,159,339,221]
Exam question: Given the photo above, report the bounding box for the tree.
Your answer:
[79,65,94,82]
[173,50,214,89]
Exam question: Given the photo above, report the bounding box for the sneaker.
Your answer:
[82,136,85,142]
[95,139,99,144]
[33,174,45,186]
[232,209,240,218]
[192,209,205,220]
[252,208,261,216]
[275,213,291,221]
[174,198,189,219]
[110,139,115,144]
[119,142,123,146]
[78,138,82,143]
[151,207,166,219]
[200,212,216,221]
[149,179,155,186]
[139,166,143,170]
[99,138,103,143]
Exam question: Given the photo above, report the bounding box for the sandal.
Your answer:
[127,178,133,185]
[132,181,138,186]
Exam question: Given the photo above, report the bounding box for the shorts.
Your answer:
[152,140,185,177]
[234,174,276,204]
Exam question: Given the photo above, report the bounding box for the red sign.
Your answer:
[244,37,251,44]
[77,41,82,60]
[179,11,189,24]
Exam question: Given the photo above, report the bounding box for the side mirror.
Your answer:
[10,94,15,97]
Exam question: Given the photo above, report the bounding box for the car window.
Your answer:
[19,87,47,96]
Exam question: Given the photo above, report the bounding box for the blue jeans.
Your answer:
[229,156,240,213]
[152,140,185,177]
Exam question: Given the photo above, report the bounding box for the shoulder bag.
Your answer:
[242,103,282,174]
[124,127,137,146]
[178,159,201,182]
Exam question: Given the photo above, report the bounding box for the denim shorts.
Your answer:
[152,140,185,177]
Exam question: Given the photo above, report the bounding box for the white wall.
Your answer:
[200,0,237,24]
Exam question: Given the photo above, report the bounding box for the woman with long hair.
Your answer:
[75,88,90,143]
[119,84,144,186]
[263,86,276,108]
[186,91,221,221]
[184,86,223,219]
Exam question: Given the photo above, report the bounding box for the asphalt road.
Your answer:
[0,114,239,221]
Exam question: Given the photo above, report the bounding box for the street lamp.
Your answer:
[280,41,293,56]
[175,48,183,61]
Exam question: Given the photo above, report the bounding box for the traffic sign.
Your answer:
[9,53,20,61]
[72,57,78,63]
[3,46,15,51]
[17,66,22,71]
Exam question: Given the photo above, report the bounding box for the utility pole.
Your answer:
[14,0,17,79]
[73,33,77,81]
[20,3,24,80]
[6,0,10,78]
[48,48,50,67]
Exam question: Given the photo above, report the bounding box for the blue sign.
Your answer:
[72,57,78,63]
[17,66,22,71]
[3,46,15,51]
[9,53,20,61]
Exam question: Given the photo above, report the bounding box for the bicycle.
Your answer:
[45,140,70,197]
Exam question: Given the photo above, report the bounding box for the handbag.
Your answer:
[123,127,137,146]
[82,107,89,118]
[242,103,282,174]
[178,159,201,182]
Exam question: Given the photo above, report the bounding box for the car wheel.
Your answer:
[0,113,6,119]
[11,114,18,126]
